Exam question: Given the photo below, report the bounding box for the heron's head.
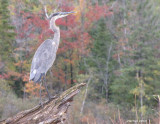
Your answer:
[49,11,75,20]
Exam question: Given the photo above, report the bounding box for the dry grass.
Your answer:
[0,79,38,120]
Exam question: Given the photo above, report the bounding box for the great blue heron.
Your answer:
[29,7,75,104]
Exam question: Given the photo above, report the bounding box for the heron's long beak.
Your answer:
[61,11,76,15]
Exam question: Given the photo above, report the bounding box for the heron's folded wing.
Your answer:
[29,56,41,80]
[29,39,57,80]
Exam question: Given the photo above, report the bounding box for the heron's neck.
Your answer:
[50,18,60,41]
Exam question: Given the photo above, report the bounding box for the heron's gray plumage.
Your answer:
[29,8,75,102]
[29,39,58,82]
[30,16,60,83]
[29,11,75,82]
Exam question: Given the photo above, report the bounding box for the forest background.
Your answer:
[0,0,160,123]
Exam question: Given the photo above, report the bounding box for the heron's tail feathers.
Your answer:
[29,70,36,81]
[29,70,45,83]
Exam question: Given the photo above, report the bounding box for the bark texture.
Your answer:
[0,83,86,124]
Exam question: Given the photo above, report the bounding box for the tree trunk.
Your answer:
[0,83,86,124]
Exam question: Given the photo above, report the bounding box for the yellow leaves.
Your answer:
[73,0,86,21]
[73,8,81,21]
[32,5,42,13]
[132,105,147,116]
[144,77,153,81]
[47,6,54,14]
[139,105,147,116]
[157,61,160,66]
[145,95,151,100]
[0,79,11,95]
[45,5,57,14]
[9,5,15,15]
[25,0,30,3]
[153,70,160,76]
[10,12,15,16]
[130,87,139,95]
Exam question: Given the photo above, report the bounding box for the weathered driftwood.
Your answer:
[0,83,86,124]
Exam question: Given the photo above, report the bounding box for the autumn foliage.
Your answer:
[6,0,112,96]
[2,0,160,123]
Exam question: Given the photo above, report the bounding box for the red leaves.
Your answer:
[85,3,112,29]
[0,74,9,79]
[25,82,45,97]
[12,1,112,87]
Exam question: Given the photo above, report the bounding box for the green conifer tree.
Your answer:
[86,19,116,102]
[0,0,15,68]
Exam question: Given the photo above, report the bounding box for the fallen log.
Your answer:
[0,83,86,124]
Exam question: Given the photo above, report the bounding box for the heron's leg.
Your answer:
[39,82,43,106]
[43,77,51,100]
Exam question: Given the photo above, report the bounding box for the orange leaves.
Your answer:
[7,71,30,82]
[25,82,35,93]
[13,60,30,82]
[7,71,22,79]
[63,56,78,65]
[12,1,113,91]
[53,69,66,84]
[22,73,29,82]
[64,59,72,64]
[81,114,96,123]
[14,60,24,67]
[25,82,45,97]
[113,51,124,59]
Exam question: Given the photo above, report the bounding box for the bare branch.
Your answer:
[44,4,61,20]
[44,6,49,19]
[54,4,60,13]
[0,83,86,124]
[109,0,118,11]
[80,74,92,115]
